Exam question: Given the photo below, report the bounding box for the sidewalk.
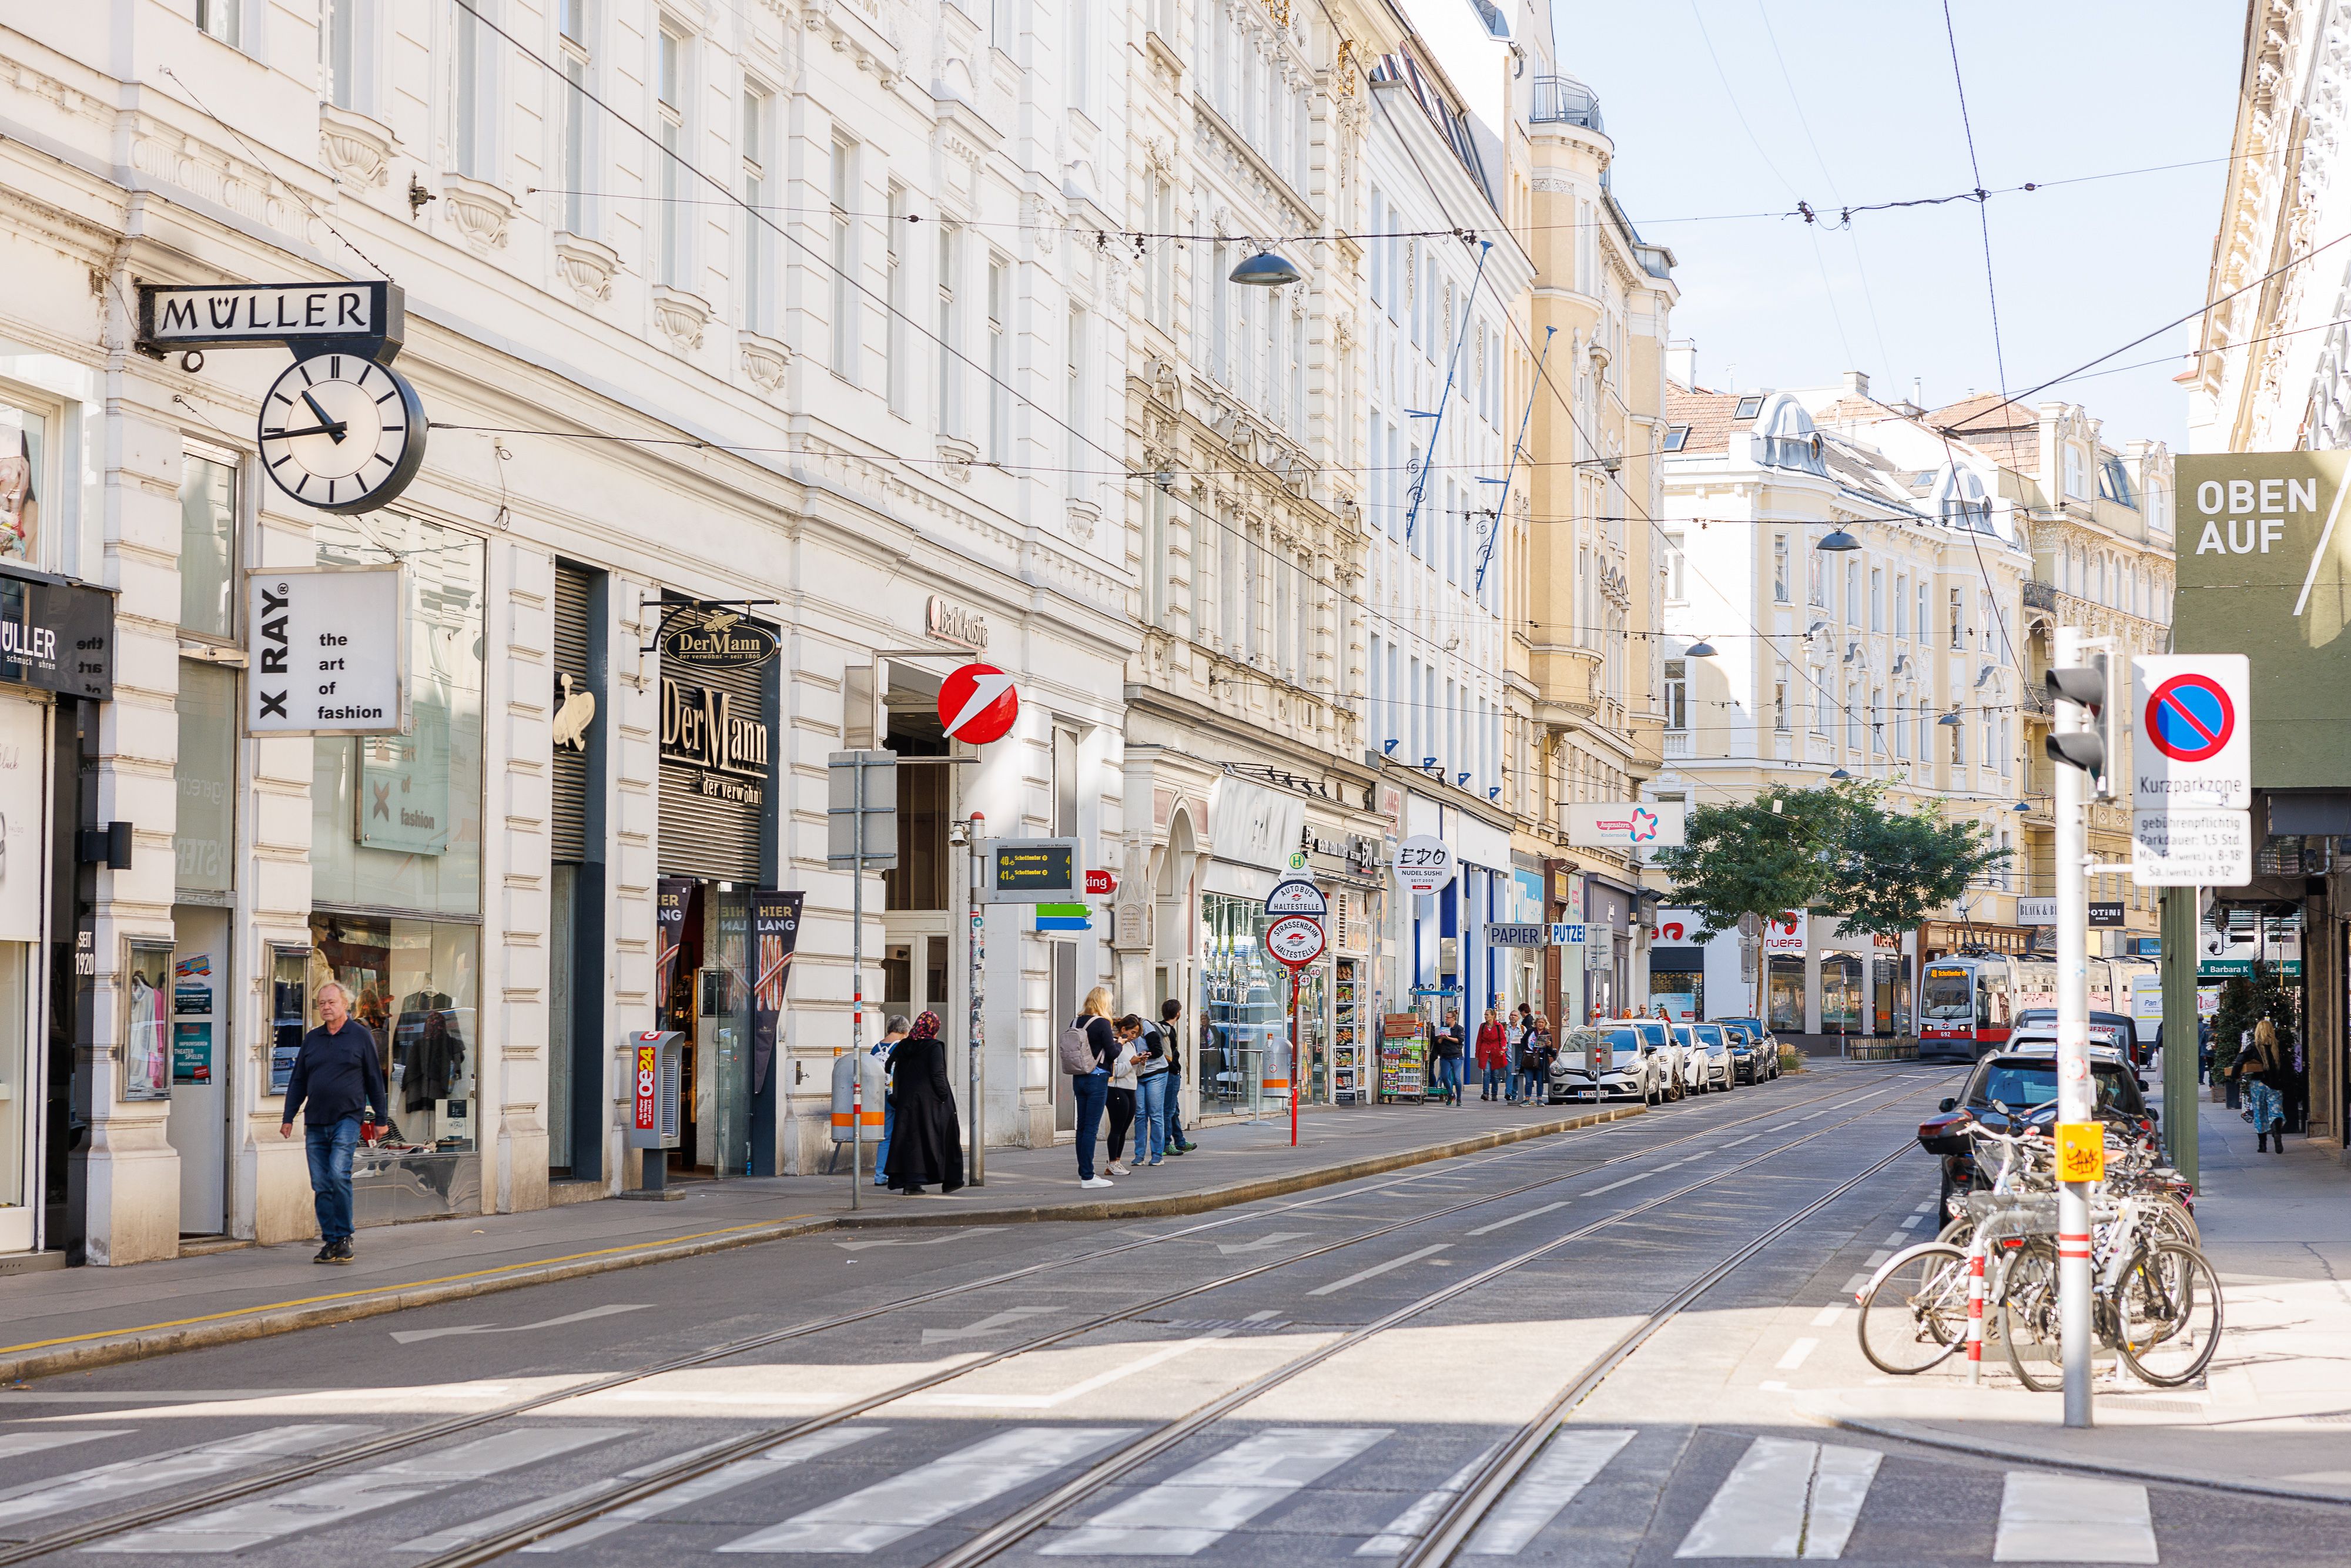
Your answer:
[1800,1085,2351,1502]
[0,1095,1640,1385]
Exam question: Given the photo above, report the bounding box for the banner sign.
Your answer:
[247,565,407,735]
[1563,800,1685,848]
[749,891,805,1094]
[654,877,694,1017]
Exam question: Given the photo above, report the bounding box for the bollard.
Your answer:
[1965,1237,1987,1386]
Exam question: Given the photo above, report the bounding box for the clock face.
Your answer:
[256,353,426,514]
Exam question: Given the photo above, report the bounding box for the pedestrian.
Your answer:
[1059,985,1121,1188]
[871,1014,909,1187]
[1105,1014,1143,1175]
[2226,1028,2247,1112]
[277,979,388,1265]
[1133,1006,1171,1167]
[1432,1013,1465,1104]
[1474,1008,1510,1101]
[2197,1018,2212,1085]
[883,1012,964,1195]
[1159,999,1197,1154]
[1525,1014,1556,1105]
[2239,1018,2288,1154]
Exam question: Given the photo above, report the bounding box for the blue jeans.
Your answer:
[874,1102,894,1185]
[1435,1056,1463,1101]
[1073,1070,1108,1180]
[304,1114,362,1244]
[1164,1079,1185,1147]
[1518,1068,1545,1103]
[1136,1073,1169,1161]
[1481,1066,1508,1098]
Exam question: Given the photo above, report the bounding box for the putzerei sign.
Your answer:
[245,566,407,735]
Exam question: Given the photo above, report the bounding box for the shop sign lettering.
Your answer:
[659,607,778,670]
[926,595,990,651]
[661,677,769,808]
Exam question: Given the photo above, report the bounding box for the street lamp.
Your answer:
[1938,711,1963,726]
[1230,249,1304,287]
[1571,455,1623,473]
[1683,638,1718,658]
[1829,768,1851,780]
[1817,525,1861,552]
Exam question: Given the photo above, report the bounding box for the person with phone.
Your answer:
[279,978,389,1264]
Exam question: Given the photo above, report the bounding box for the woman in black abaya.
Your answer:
[883,1011,964,1195]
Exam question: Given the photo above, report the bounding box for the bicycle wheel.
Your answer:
[2141,1195,2200,1251]
[2117,1241,2223,1388]
[1857,1244,1970,1375]
[1998,1238,2063,1393]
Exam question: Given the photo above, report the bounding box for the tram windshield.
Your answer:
[1921,967,1975,1022]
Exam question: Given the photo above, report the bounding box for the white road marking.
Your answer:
[922,1337,1217,1408]
[0,1429,126,1460]
[719,1426,1138,1553]
[1769,1123,1800,1131]
[1863,1251,1893,1267]
[1828,1095,1878,1109]
[1721,1134,1761,1148]
[1466,1202,1568,1237]
[91,1428,624,1553]
[921,1308,1059,1345]
[0,1425,368,1529]
[1675,1435,1881,1558]
[1911,1202,1937,1214]
[1585,1175,1645,1197]
[1841,1274,1871,1295]
[1463,1428,1634,1555]
[1357,1443,1503,1555]
[1993,1471,2158,1563]
[389,1303,651,1345]
[1757,1381,1789,1392]
[523,1427,883,1552]
[1308,1244,1452,1297]
[1810,1305,1846,1328]
[1214,1231,1313,1256]
[1898,1217,1924,1229]
[1040,1426,1389,1555]
[396,1439,744,1551]
[1883,1232,1914,1247]
[1775,1338,1819,1371]
[835,1227,1006,1252]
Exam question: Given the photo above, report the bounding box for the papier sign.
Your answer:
[247,566,407,736]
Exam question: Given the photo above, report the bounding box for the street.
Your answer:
[0,1063,2326,1566]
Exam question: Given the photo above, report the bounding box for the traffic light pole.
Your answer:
[2053,624,2096,1429]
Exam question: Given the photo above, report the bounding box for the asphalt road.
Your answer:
[0,1061,2330,1565]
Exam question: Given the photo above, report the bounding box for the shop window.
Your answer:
[1200,892,1279,1112]
[310,513,484,918]
[178,451,237,640]
[174,662,237,897]
[1821,954,1864,1031]
[1767,956,1804,1032]
[310,912,477,1157]
[0,946,26,1214]
[1649,967,1702,1022]
[0,398,43,565]
[123,940,174,1102]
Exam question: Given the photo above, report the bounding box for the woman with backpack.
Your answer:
[1131,1009,1171,1167]
[1059,986,1123,1188]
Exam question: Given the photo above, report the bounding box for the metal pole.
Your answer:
[2054,624,2094,1428]
[2160,886,2199,1189]
[1289,967,1301,1148]
[849,757,864,1212]
[969,813,987,1185]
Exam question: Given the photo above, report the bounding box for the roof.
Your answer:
[1663,383,1751,454]
[1927,393,2041,477]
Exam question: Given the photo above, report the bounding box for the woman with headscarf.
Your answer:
[883,1011,965,1194]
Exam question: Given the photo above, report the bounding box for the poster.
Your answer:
[124,944,172,1101]
[173,1022,213,1084]
[655,876,694,1016]
[749,890,805,1094]
[1378,1011,1426,1101]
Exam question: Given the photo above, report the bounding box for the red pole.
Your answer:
[1288,967,1301,1148]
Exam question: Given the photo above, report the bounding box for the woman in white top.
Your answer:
[1103,1014,1146,1175]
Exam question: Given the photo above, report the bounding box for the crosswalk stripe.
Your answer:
[521,1426,883,1552]
[718,1426,1139,1554]
[1355,1442,1503,1556]
[1308,1245,1450,1296]
[1993,1472,2158,1563]
[1040,1426,1390,1556]
[90,1428,626,1554]
[395,1437,750,1552]
[1774,1338,1819,1371]
[1462,1428,1634,1556]
[0,1425,369,1530]
[0,1429,127,1460]
[1675,1435,1881,1559]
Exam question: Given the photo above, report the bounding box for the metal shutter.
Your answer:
[551,564,593,863]
[657,650,769,883]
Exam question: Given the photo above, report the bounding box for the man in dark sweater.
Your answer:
[279,979,388,1264]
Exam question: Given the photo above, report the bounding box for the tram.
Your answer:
[1915,951,2161,1062]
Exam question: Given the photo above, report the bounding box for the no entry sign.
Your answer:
[2132,655,2249,810]
[938,662,1020,745]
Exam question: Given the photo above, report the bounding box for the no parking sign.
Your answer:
[2131,656,2250,812]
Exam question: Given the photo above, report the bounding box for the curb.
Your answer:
[1808,1410,2351,1508]
[0,1104,1642,1385]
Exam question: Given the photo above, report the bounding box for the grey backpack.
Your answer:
[1057,1018,1097,1076]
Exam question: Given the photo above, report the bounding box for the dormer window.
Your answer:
[1662,425,1690,452]
[1733,396,1765,420]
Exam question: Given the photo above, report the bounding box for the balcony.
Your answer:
[1532,645,1603,716]
[1531,76,1605,133]
[1663,729,1693,759]
[2023,579,2057,611]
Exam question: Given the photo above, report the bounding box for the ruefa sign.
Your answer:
[246,567,405,735]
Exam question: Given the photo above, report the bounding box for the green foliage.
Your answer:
[1655,780,2011,941]
[2211,961,2297,1078]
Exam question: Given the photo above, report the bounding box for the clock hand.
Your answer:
[272,420,350,441]
[299,389,347,444]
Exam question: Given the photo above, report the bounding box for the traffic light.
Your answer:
[2044,653,2121,798]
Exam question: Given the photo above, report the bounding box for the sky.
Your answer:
[1542,0,2245,450]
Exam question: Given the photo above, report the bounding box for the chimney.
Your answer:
[1842,370,1870,399]
[1911,376,1924,409]
[1667,339,1697,390]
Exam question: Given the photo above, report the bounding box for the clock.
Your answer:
[255,351,426,514]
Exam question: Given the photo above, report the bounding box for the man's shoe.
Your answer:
[313,1243,337,1264]
[333,1238,355,1263]
[1080,1175,1114,1190]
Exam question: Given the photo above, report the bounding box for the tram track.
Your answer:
[0,1067,1936,1565]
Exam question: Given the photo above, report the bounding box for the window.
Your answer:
[197,0,240,46]
[1809,548,1826,608]
[1917,701,1931,763]
[1773,680,1789,732]
[1066,304,1086,496]
[985,258,1010,463]
[1999,716,2011,776]
[885,185,908,414]
[1870,688,1886,753]
[1950,708,1966,765]
[1917,582,1929,645]
[1771,534,1790,602]
[1406,241,1422,350]
[1893,692,1909,757]
[1844,683,1863,749]
[557,1,592,235]
[1979,590,1995,652]
[325,0,366,111]
[2063,444,2088,500]
[1210,241,1231,383]
[936,223,961,435]
[1893,574,1908,638]
[740,89,772,334]
[2148,486,2170,534]
[178,449,238,640]
[1243,523,1261,662]
[1869,568,1884,631]
[1066,0,1091,116]
[1733,395,1766,420]
[2099,456,2136,507]
[656,27,686,286]
[0,398,44,565]
[456,1,497,180]
[1844,558,1860,625]
[1220,511,1242,651]
[1290,309,1307,435]
[1147,175,1174,329]
[1981,711,1994,769]
[830,140,858,378]
[1948,587,1964,649]
[1663,659,1687,730]
[1662,532,1686,602]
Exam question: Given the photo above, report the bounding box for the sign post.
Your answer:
[1264,914,1326,1148]
[828,751,899,1209]
[2053,626,2099,1429]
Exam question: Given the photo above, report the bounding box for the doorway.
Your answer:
[165,906,229,1235]
[654,879,754,1177]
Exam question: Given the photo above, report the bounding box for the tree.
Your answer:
[1821,790,2011,939]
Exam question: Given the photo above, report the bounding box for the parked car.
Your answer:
[1913,1041,2156,1212]
[1718,1019,1775,1085]
[1675,1023,1736,1093]
[2012,1007,2142,1067]
[1719,1017,1781,1081]
[1552,1025,1673,1105]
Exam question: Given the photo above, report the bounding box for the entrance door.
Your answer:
[882,928,950,1027]
[165,906,229,1234]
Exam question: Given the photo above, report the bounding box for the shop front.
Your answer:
[1584,877,1635,1020]
[1197,776,1302,1117]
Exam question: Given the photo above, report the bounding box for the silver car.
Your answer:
[1552,1024,1673,1105]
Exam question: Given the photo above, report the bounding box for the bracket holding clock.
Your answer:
[135,279,427,515]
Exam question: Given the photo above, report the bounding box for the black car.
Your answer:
[1914,1046,2154,1213]
[1718,1020,1767,1084]
[2012,1007,2142,1066]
